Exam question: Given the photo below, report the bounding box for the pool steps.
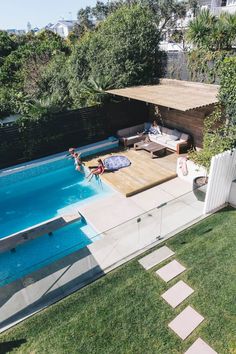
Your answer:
[0,214,81,254]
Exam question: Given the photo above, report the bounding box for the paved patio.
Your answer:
[78,177,203,233]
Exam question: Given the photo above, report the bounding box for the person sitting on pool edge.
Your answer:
[74,153,84,172]
[86,159,105,182]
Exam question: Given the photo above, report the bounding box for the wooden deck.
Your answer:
[84,149,180,197]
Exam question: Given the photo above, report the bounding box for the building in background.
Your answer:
[200,0,236,15]
[160,0,236,53]
[6,29,26,35]
[50,20,77,38]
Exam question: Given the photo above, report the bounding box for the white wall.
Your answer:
[229,180,236,206]
[204,149,236,213]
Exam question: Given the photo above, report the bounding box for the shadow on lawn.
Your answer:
[0,339,26,354]
[0,247,104,332]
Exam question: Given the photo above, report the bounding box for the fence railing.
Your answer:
[0,100,148,168]
[204,149,236,214]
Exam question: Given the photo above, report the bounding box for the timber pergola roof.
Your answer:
[106,79,219,112]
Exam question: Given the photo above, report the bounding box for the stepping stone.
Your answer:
[168,305,204,340]
[156,260,186,282]
[161,280,194,308]
[184,338,217,354]
[138,246,174,270]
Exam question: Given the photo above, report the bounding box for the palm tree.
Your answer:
[79,76,114,106]
[216,12,236,50]
[186,9,216,49]
[186,9,236,51]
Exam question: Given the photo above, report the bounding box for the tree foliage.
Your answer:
[219,57,236,125]
[188,57,236,171]
[0,30,70,117]
[186,9,236,83]
[0,31,17,64]
[188,107,236,172]
[0,1,191,117]
[187,9,236,51]
[70,4,159,97]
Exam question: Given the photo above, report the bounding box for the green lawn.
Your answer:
[0,208,236,354]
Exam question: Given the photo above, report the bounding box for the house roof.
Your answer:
[51,20,77,29]
[106,79,219,111]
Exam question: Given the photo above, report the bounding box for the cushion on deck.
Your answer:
[104,155,131,171]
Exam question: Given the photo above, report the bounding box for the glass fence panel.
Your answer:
[160,189,204,237]
[0,187,206,331]
[0,187,205,288]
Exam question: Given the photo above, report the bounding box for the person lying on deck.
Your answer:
[86,159,105,182]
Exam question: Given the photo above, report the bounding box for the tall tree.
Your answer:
[0,31,17,64]
[69,3,160,108]
[187,9,236,51]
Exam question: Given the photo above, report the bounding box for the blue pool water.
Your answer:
[0,158,111,238]
[0,219,99,286]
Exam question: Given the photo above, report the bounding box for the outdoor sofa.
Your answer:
[117,122,191,154]
[148,126,190,154]
[116,123,149,148]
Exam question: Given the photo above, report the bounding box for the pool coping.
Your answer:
[0,214,82,254]
[0,137,119,177]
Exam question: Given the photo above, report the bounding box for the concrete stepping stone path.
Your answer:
[156,259,186,282]
[168,305,204,340]
[161,280,194,308]
[184,338,217,354]
[138,246,174,270]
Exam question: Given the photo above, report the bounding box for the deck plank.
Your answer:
[84,148,178,197]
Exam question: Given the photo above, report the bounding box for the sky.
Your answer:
[0,0,100,30]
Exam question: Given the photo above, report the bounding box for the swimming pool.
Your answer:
[0,219,99,286]
[0,157,112,238]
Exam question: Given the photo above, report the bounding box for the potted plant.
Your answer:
[188,107,235,201]
[188,150,210,201]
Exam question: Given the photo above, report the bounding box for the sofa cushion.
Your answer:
[144,122,151,130]
[167,140,179,148]
[167,134,179,141]
[117,128,129,138]
[129,124,145,136]
[180,133,189,141]
[173,129,181,139]
[149,134,167,144]
[126,135,140,141]
[117,124,145,138]
[162,127,173,136]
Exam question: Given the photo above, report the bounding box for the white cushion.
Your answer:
[167,140,179,148]
[126,135,139,141]
[173,129,181,139]
[167,134,179,141]
[180,133,189,141]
